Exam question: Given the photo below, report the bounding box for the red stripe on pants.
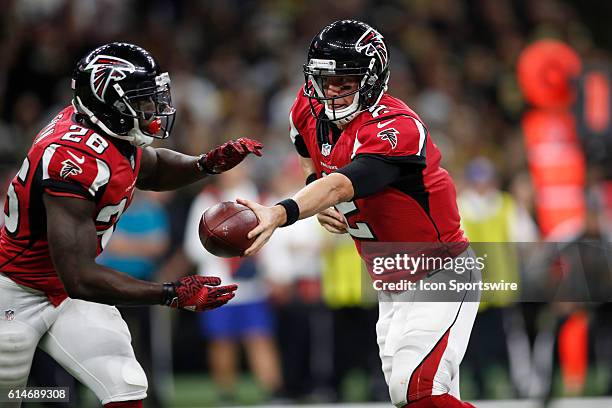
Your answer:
[408,327,451,401]
[403,393,477,407]
[104,401,143,408]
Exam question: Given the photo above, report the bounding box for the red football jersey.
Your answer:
[0,105,142,305]
[289,90,468,277]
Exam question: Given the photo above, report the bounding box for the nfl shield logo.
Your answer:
[4,309,15,321]
[321,143,332,157]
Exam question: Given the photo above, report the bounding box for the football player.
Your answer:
[238,21,480,408]
[0,43,262,408]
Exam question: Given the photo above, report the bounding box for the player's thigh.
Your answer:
[39,299,147,404]
[0,274,56,392]
[387,279,479,405]
[442,295,479,400]
[376,290,398,385]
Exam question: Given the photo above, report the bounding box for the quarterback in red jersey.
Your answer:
[239,21,480,407]
[0,43,261,408]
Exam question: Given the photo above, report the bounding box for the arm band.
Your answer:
[161,282,177,306]
[196,154,218,174]
[306,173,317,185]
[293,134,311,158]
[336,154,424,199]
[276,198,300,227]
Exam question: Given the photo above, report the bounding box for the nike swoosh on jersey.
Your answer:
[376,119,396,128]
[66,150,86,164]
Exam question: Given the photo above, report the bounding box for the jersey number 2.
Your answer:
[320,171,375,240]
[96,198,127,250]
[335,200,375,240]
[4,158,30,235]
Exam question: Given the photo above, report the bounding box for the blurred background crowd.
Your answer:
[2,0,612,407]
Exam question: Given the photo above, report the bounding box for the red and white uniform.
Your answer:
[0,105,141,306]
[289,90,479,406]
[290,90,468,274]
[0,106,147,405]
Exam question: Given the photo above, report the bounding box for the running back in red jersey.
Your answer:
[0,105,142,305]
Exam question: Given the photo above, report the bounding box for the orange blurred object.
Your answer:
[522,110,586,186]
[517,40,582,109]
[518,40,586,238]
[583,72,610,133]
[521,110,586,237]
[558,311,588,394]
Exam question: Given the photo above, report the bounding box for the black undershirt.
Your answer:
[336,154,426,200]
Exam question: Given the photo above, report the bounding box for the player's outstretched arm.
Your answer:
[298,156,348,234]
[239,154,408,255]
[238,172,354,255]
[136,138,263,191]
[44,194,237,309]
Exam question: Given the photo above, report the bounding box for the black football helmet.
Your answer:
[72,42,176,147]
[303,20,390,125]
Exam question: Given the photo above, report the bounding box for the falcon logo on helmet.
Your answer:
[355,28,388,69]
[85,55,136,102]
[303,20,391,126]
[73,43,177,147]
[377,128,399,149]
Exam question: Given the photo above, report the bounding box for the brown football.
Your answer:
[199,201,259,258]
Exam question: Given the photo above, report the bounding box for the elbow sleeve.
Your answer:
[336,154,424,199]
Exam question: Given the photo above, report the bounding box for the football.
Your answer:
[199,201,259,258]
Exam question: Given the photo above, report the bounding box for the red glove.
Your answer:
[199,138,263,174]
[162,276,238,312]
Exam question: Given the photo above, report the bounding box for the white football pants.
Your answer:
[0,273,147,407]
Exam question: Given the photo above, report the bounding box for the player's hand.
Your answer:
[317,207,347,234]
[200,138,263,174]
[236,198,285,256]
[163,275,238,311]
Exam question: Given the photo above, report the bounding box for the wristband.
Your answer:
[276,198,300,227]
[305,173,317,185]
[161,282,178,306]
[196,154,217,174]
